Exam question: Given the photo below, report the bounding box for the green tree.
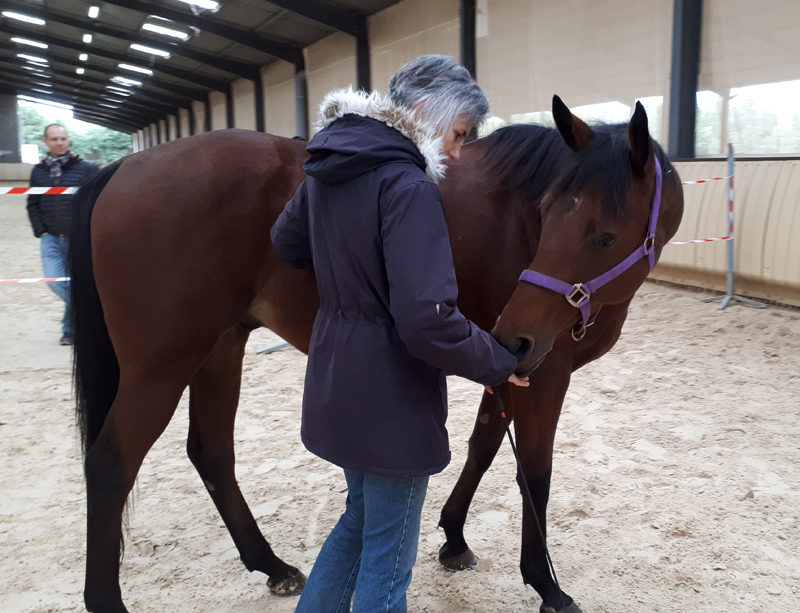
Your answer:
[18,103,132,165]
[19,105,51,150]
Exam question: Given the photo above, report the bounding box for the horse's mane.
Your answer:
[481,122,670,218]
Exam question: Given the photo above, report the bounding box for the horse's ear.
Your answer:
[627,101,652,175]
[552,95,594,152]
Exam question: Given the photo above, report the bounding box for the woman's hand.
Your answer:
[484,374,529,394]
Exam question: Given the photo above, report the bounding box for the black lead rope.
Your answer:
[492,388,566,611]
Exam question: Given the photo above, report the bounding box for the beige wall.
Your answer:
[0,163,31,182]
[262,62,296,137]
[653,160,800,306]
[368,0,460,92]
[699,0,800,93]
[178,108,191,137]
[167,115,178,141]
[231,79,256,131]
[476,0,672,141]
[304,31,357,128]
[209,91,227,130]
[191,100,206,134]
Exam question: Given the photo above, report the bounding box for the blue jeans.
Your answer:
[40,233,72,337]
[295,469,429,613]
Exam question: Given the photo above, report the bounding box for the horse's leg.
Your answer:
[438,388,509,570]
[84,374,187,613]
[514,348,582,613]
[186,323,305,596]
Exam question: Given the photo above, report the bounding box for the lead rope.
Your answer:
[492,387,566,611]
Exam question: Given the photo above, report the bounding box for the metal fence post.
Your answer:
[703,144,766,309]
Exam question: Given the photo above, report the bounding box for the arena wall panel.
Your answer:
[191,100,207,135]
[368,0,459,92]
[304,32,357,128]
[231,79,256,131]
[653,160,800,306]
[209,91,227,131]
[261,62,296,138]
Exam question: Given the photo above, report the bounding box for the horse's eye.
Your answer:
[593,232,617,248]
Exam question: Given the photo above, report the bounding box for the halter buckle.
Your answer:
[565,283,590,308]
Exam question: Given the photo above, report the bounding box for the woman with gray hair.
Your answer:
[271,54,528,612]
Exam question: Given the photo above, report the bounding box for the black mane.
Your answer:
[481,122,669,217]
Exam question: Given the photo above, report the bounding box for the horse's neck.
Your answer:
[439,153,542,328]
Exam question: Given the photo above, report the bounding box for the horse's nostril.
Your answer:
[509,336,534,362]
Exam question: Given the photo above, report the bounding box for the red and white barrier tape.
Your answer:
[666,235,732,246]
[0,186,79,195]
[0,276,69,284]
[0,173,736,284]
[2,174,733,195]
[681,175,732,185]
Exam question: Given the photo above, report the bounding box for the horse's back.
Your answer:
[89,130,310,361]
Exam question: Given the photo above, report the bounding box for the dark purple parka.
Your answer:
[270,113,517,477]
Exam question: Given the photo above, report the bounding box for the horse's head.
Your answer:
[492,95,684,375]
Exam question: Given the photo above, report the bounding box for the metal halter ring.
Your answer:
[565,283,590,308]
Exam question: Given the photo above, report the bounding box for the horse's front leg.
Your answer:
[438,387,509,569]
[514,350,583,613]
[187,324,305,596]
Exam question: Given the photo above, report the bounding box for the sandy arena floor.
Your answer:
[1,195,798,612]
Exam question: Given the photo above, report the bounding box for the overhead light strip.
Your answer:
[1,11,45,26]
[118,63,154,75]
[174,0,220,11]
[18,53,49,64]
[130,43,171,58]
[142,21,189,40]
[111,76,142,87]
[10,37,48,49]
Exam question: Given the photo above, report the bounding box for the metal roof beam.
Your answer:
[2,72,157,126]
[0,40,210,102]
[3,74,155,128]
[266,0,361,35]
[0,60,184,116]
[0,21,230,92]
[101,0,304,65]
[11,87,143,133]
[1,0,261,81]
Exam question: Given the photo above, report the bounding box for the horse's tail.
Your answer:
[69,161,122,461]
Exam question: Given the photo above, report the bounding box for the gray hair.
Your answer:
[388,55,489,137]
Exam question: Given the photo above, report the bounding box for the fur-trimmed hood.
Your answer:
[311,88,447,182]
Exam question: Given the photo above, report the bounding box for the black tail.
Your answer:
[69,161,122,461]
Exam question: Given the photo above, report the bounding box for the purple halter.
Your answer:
[518,157,663,341]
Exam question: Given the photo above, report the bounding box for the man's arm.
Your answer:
[26,168,46,237]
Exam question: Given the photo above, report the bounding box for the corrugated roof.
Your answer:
[0,0,401,132]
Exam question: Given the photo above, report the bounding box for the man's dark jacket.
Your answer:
[26,154,96,237]
[270,108,516,478]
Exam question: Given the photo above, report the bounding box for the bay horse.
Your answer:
[69,96,683,612]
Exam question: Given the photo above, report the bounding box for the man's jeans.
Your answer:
[40,233,72,337]
[295,469,429,613]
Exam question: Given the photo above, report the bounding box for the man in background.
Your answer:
[26,124,96,345]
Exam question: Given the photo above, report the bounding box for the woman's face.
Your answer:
[441,114,474,161]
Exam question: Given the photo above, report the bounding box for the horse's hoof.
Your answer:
[267,567,306,596]
[540,601,583,613]
[438,542,478,571]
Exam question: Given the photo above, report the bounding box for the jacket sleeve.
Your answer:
[380,180,517,386]
[270,179,312,269]
[26,168,46,237]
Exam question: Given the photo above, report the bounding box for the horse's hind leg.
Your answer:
[84,375,187,613]
[438,389,508,570]
[186,324,305,596]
